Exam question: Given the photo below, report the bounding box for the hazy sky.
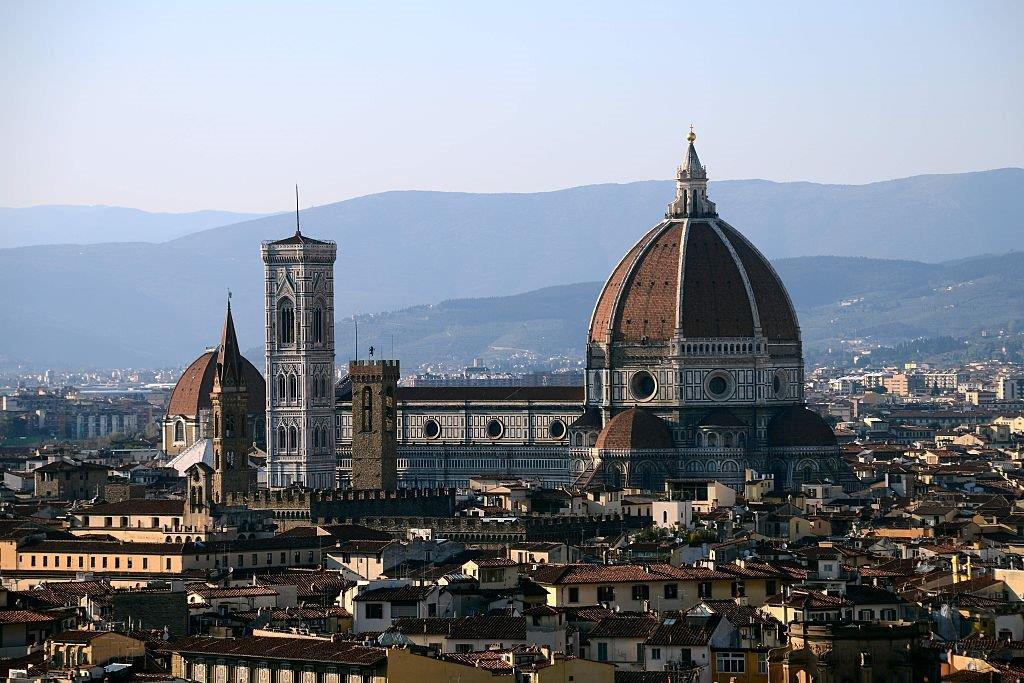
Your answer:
[2,1,1022,212]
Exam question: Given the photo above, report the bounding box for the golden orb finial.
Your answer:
[687,124,696,143]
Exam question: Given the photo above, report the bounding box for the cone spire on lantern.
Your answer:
[667,125,716,219]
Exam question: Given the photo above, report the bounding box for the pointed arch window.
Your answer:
[174,420,185,443]
[277,374,286,400]
[312,306,323,344]
[277,426,286,450]
[225,414,236,438]
[361,386,373,433]
[288,426,298,451]
[288,374,297,401]
[278,298,295,345]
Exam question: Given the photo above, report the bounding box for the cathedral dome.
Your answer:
[167,349,265,417]
[589,219,798,345]
[588,133,798,347]
[595,408,674,450]
[766,406,837,448]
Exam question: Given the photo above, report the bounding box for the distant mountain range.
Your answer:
[0,168,1021,369]
[250,251,1021,372]
[0,205,269,248]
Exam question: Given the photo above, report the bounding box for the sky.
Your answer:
[1,0,1022,213]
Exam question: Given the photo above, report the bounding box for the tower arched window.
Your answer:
[384,386,395,432]
[288,374,297,401]
[277,426,286,450]
[174,420,185,443]
[288,426,298,451]
[278,298,295,345]
[312,306,323,344]
[361,386,373,433]
[225,414,236,438]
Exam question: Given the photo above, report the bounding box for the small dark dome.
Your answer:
[168,350,265,417]
[595,408,674,450]
[767,406,837,447]
[569,406,603,430]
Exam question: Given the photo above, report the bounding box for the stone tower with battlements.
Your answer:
[349,360,399,490]
[262,221,337,489]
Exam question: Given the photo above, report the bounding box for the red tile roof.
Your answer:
[165,636,386,666]
[0,610,61,624]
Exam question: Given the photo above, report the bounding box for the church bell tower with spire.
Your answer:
[211,298,251,502]
[262,191,338,489]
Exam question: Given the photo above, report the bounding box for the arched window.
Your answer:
[225,414,236,438]
[361,386,373,433]
[277,426,286,450]
[288,426,298,450]
[278,298,295,344]
[312,307,323,344]
[174,420,185,442]
[277,374,285,400]
[384,386,395,431]
[288,374,297,400]
[321,375,329,399]
[312,426,320,449]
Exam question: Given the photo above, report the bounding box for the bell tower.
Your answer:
[211,299,251,502]
[262,195,338,489]
[349,359,399,490]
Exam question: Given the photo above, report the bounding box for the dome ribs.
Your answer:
[588,226,659,344]
[678,221,755,338]
[612,223,683,343]
[719,223,800,342]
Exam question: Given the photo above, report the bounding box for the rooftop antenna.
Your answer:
[295,184,302,236]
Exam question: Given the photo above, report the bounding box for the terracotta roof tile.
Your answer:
[165,636,385,666]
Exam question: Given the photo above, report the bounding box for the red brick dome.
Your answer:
[167,350,265,417]
[595,408,674,450]
[588,219,799,346]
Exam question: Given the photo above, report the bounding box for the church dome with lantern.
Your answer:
[578,128,844,492]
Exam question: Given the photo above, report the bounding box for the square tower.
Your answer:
[261,230,337,489]
[348,359,399,490]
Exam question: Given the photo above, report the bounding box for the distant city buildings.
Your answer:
[0,133,1023,683]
